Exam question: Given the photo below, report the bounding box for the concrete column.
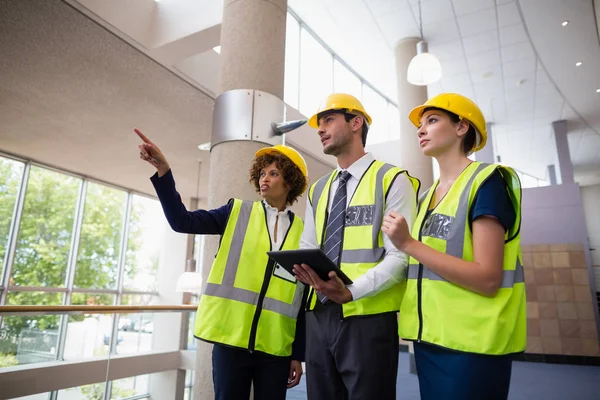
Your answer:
[476,123,495,164]
[194,1,288,399]
[548,165,558,186]
[395,37,434,190]
[552,120,574,185]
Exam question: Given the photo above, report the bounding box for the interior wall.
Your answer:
[581,184,600,291]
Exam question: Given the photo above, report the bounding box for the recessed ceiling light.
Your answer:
[213,46,221,54]
[576,61,582,67]
[561,21,569,27]
[596,89,600,93]
[198,142,211,151]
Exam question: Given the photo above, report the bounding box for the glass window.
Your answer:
[113,313,153,355]
[11,166,81,288]
[299,28,333,117]
[0,292,61,366]
[12,394,49,400]
[57,383,104,399]
[74,182,127,290]
[284,13,300,108]
[56,375,151,399]
[63,312,113,360]
[6,290,63,306]
[187,312,196,350]
[64,294,116,360]
[361,85,389,145]
[116,296,156,355]
[111,374,150,399]
[0,156,25,278]
[185,369,194,385]
[2,292,62,366]
[71,292,115,307]
[123,195,165,292]
[184,370,194,400]
[333,60,362,100]
[194,235,205,270]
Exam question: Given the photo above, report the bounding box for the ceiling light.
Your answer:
[213,46,221,54]
[198,142,211,151]
[596,89,600,93]
[561,21,568,27]
[175,260,203,294]
[407,41,442,86]
[575,61,582,67]
[406,0,442,86]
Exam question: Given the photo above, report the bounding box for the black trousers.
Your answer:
[212,344,290,400]
[306,302,399,400]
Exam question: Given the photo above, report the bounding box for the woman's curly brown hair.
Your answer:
[249,153,307,206]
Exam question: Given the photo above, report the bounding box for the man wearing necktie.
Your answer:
[293,93,419,400]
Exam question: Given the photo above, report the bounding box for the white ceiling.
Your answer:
[0,0,215,201]
[1,0,599,192]
[289,0,600,185]
[0,0,334,203]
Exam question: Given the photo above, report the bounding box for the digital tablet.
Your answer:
[267,248,353,285]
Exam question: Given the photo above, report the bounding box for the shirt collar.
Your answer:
[262,199,290,215]
[336,153,374,181]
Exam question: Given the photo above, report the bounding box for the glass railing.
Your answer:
[0,305,197,399]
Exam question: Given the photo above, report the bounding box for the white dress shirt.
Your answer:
[262,200,291,251]
[300,153,417,301]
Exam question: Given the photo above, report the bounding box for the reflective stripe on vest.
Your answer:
[311,163,396,264]
[203,201,304,319]
[309,161,420,317]
[195,199,304,357]
[406,162,524,289]
[407,258,524,288]
[399,162,527,355]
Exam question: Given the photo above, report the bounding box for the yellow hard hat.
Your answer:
[408,93,487,152]
[254,144,308,181]
[308,93,372,128]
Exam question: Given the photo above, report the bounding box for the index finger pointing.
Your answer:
[134,128,154,145]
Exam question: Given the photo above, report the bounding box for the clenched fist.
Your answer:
[381,210,413,251]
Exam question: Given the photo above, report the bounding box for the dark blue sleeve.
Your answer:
[150,169,231,235]
[291,285,309,361]
[469,169,516,232]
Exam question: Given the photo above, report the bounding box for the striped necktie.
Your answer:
[317,170,351,304]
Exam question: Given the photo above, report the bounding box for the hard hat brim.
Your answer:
[408,105,427,128]
[408,104,487,153]
[308,109,373,129]
[254,146,308,177]
[254,147,283,159]
[308,113,319,128]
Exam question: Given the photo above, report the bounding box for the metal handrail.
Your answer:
[0,305,197,316]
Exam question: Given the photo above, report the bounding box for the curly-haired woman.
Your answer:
[135,128,309,400]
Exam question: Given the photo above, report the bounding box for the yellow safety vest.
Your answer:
[399,162,527,355]
[308,160,420,317]
[194,199,305,357]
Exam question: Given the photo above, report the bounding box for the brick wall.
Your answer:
[523,243,600,356]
